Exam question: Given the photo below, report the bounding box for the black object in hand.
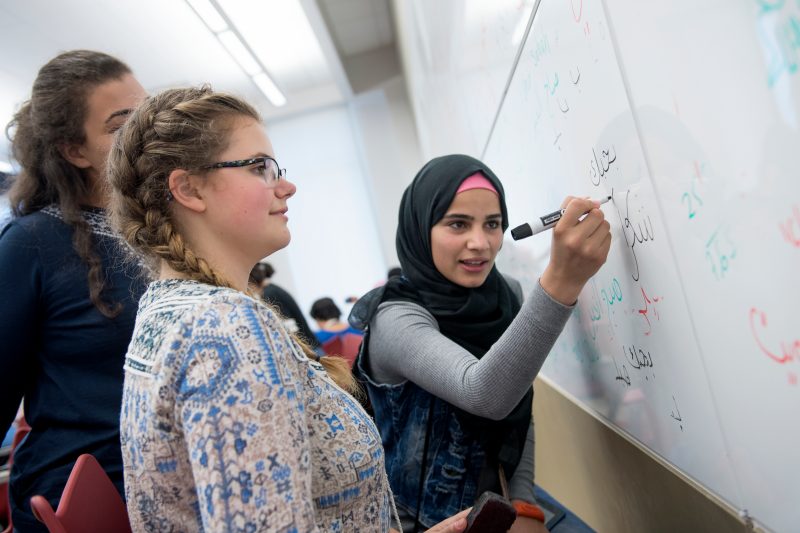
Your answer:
[464,491,517,533]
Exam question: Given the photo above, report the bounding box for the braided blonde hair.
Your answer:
[107,86,356,393]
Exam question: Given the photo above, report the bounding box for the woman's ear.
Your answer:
[168,169,206,213]
[58,143,92,169]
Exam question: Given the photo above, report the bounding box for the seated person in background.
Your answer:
[310,297,364,344]
[0,50,147,531]
[250,261,319,348]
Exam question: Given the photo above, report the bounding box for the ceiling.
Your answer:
[319,0,394,56]
[0,0,397,163]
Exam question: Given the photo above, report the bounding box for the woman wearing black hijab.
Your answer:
[351,154,611,532]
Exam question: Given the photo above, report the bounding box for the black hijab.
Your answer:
[352,154,532,481]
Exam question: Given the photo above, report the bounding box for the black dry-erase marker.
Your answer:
[510,196,612,241]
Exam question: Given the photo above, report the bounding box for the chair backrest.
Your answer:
[321,336,343,357]
[0,477,9,533]
[338,333,363,367]
[10,419,31,452]
[1,420,32,533]
[321,332,363,368]
[30,454,131,533]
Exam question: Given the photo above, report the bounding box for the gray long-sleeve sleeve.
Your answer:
[367,281,573,420]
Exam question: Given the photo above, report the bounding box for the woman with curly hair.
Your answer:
[0,50,147,531]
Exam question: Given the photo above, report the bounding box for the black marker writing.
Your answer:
[613,355,631,386]
[614,189,655,282]
[589,145,617,186]
[670,395,684,431]
[623,344,654,370]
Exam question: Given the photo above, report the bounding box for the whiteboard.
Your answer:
[399,1,800,531]
[600,1,800,529]
[394,0,538,157]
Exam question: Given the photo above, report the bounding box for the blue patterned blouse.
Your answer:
[121,279,395,532]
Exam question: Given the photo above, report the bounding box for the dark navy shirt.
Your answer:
[0,205,146,531]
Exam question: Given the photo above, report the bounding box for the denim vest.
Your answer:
[356,331,487,529]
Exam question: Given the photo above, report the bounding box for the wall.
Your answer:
[533,376,752,533]
[348,75,424,267]
[265,104,388,323]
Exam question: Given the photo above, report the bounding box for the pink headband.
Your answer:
[456,172,498,196]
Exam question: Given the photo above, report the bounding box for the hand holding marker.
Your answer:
[511,196,613,240]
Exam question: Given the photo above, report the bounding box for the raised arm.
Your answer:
[368,282,572,420]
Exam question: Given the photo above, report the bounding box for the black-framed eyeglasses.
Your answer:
[203,156,286,187]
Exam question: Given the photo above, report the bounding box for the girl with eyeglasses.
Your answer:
[108,86,470,532]
[350,155,611,532]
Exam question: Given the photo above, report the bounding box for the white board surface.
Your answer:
[399,1,800,531]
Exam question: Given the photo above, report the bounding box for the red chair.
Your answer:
[0,482,7,533]
[322,333,363,368]
[321,335,343,357]
[6,418,31,457]
[30,454,131,533]
[1,419,32,533]
[339,333,363,366]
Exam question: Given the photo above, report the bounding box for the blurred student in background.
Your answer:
[310,296,363,345]
[0,50,147,531]
[251,261,319,349]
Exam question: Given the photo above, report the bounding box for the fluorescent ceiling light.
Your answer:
[252,73,287,107]
[186,0,228,32]
[219,0,331,89]
[218,30,261,76]
[184,0,290,107]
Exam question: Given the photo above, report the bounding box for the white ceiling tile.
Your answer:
[370,0,390,18]
[336,17,380,55]
[320,0,394,58]
[376,17,393,45]
[323,0,368,23]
